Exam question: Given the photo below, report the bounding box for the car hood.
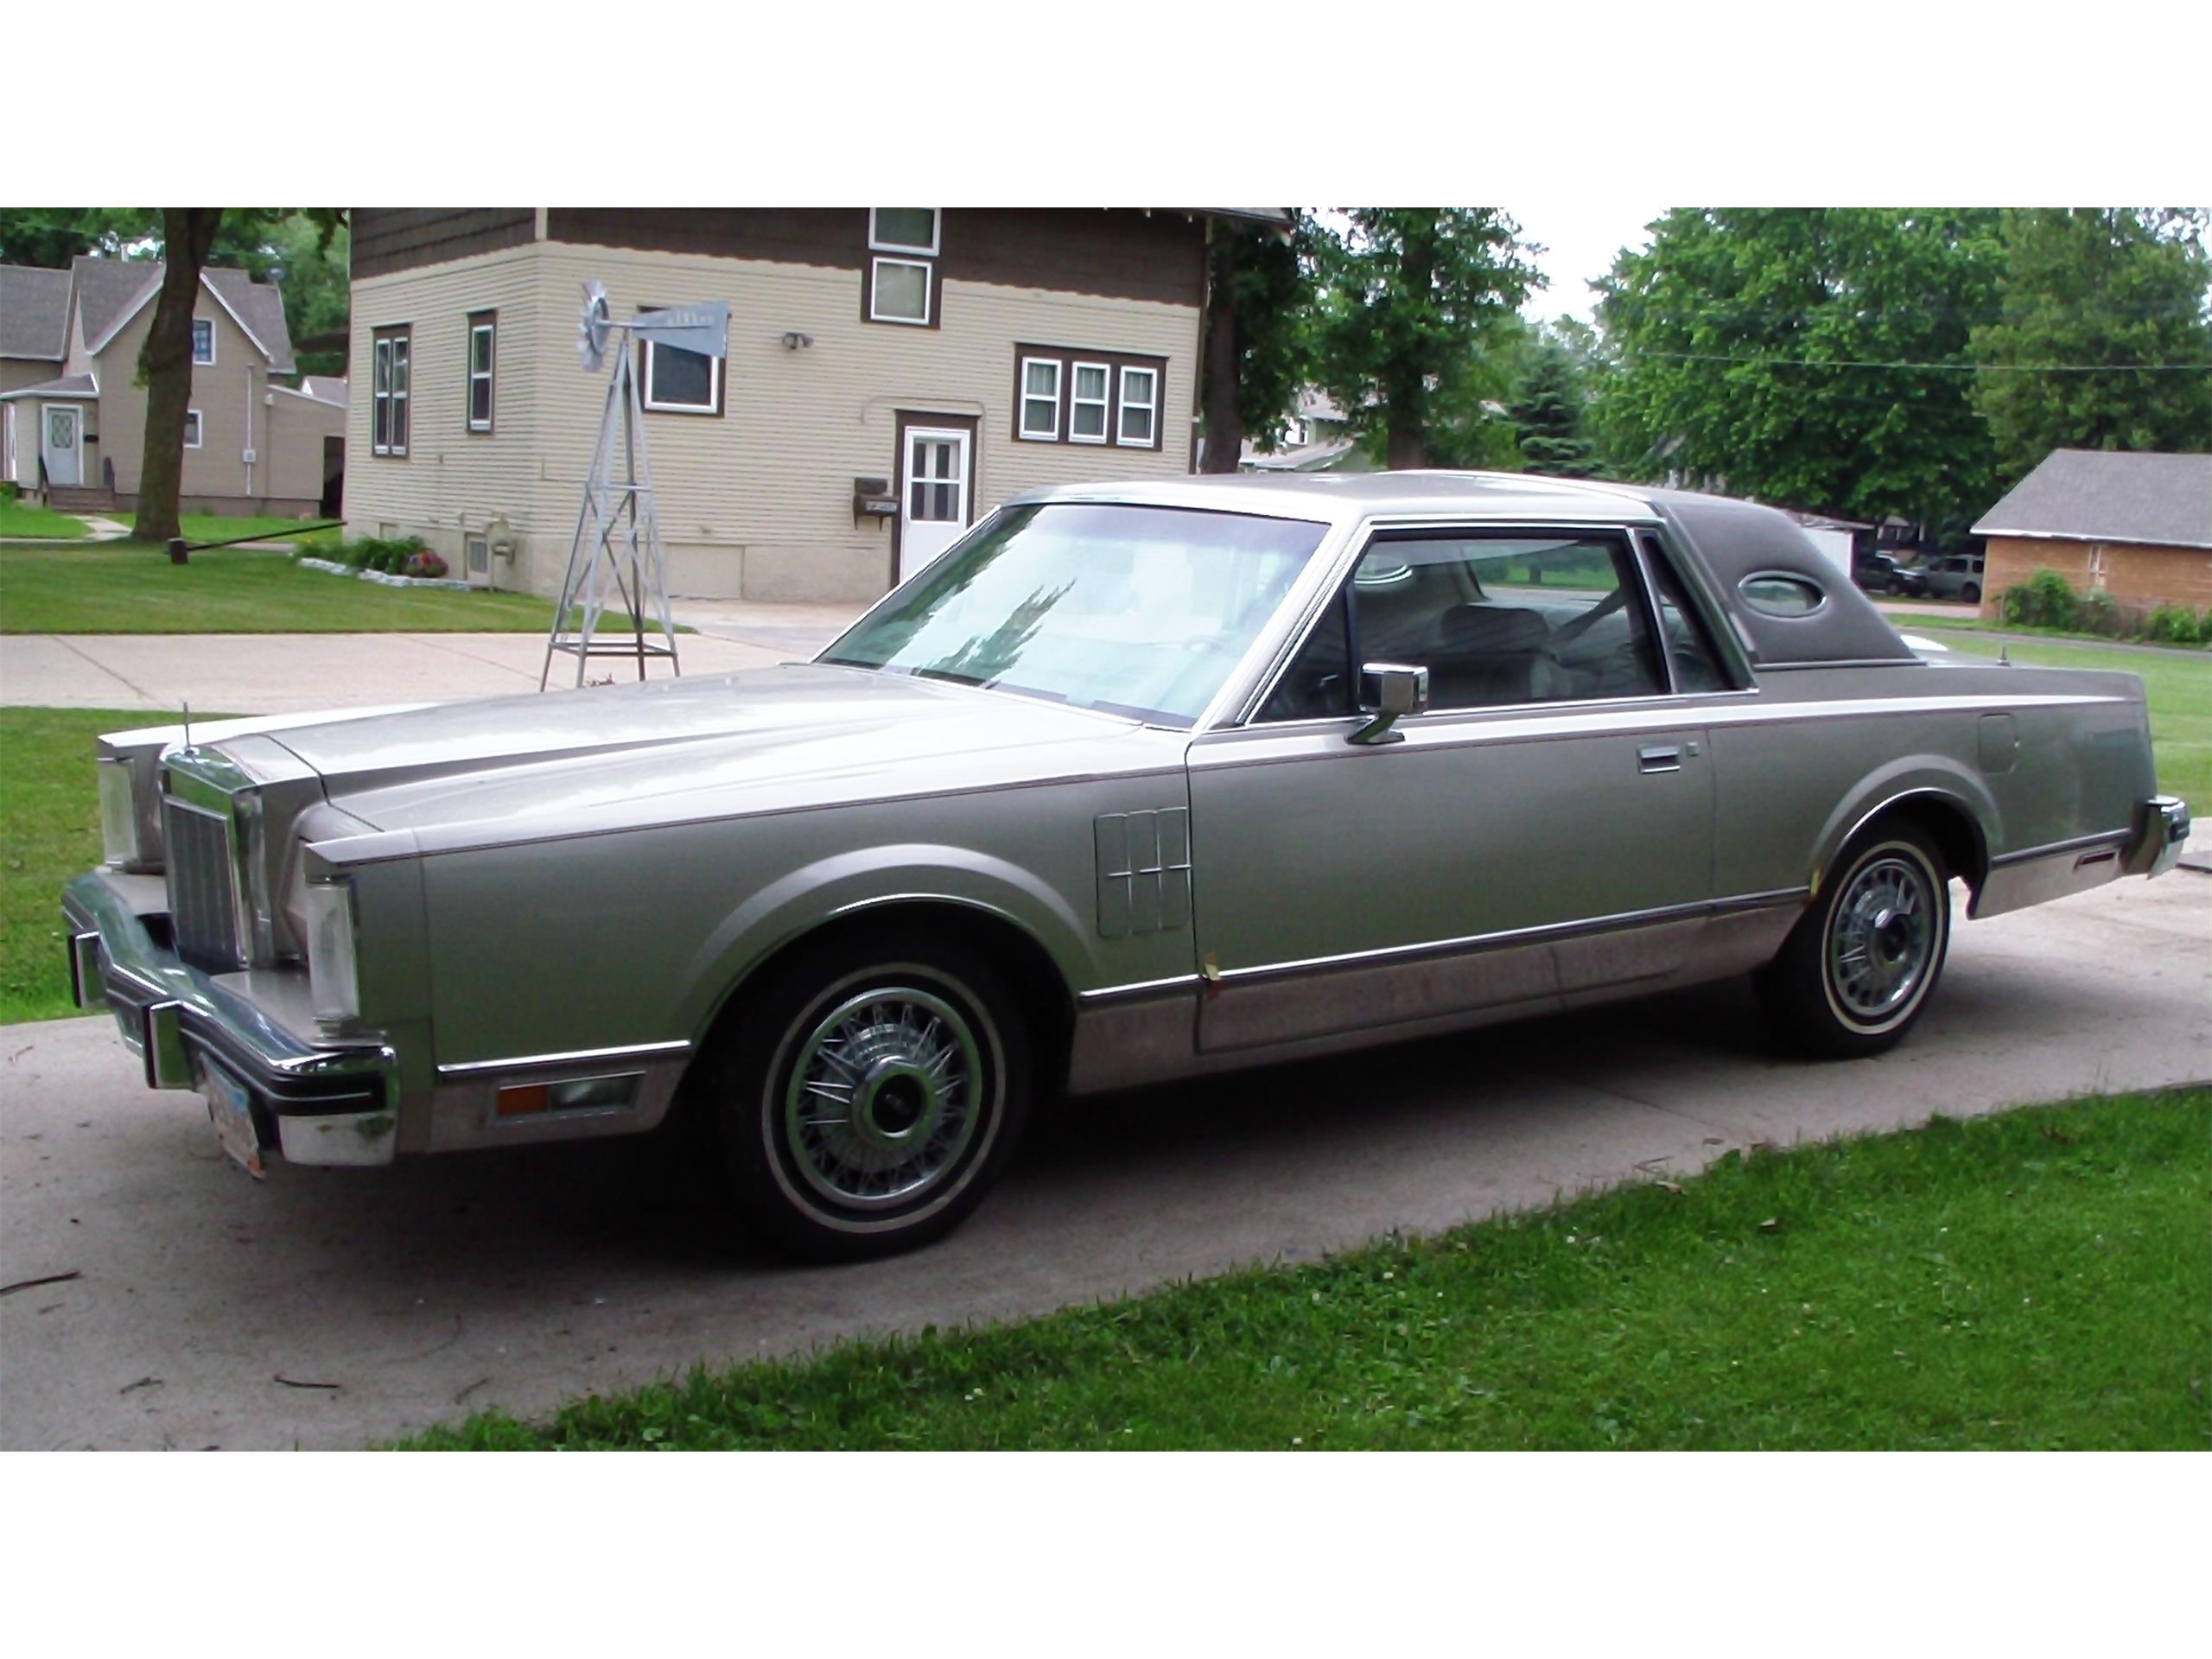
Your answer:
[260,663,1171,847]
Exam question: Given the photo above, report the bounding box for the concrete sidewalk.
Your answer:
[3,630,794,715]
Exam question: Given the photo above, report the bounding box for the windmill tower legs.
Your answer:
[541,346,682,690]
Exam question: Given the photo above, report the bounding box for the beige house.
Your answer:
[344,208,1283,601]
[0,256,344,516]
[1974,449,2212,618]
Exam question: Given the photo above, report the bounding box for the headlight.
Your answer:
[304,879,360,1023]
[97,760,141,867]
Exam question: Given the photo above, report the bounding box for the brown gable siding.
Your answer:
[353,210,537,279]
[543,208,1208,308]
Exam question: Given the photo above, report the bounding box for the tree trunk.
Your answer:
[1198,223,1243,472]
[1383,217,1435,470]
[131,208,225,544]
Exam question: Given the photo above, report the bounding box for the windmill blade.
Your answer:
[577,279,611,372]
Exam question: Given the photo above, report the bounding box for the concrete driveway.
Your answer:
[3,872,2203,1451]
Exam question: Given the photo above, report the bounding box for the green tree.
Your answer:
[205,211,353,377]
[1969,208,2212,480]
[1199,213,1317,471]
[1594,208,2003,525]
[0,208,158,266]
[1507,331,1598,476]
[1311,209,1542,468]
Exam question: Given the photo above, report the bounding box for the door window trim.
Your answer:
[1236,518,1753,729]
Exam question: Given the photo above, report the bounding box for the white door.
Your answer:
[898,426,971,582]
[41,404,82,488]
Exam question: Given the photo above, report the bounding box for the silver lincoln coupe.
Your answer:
[64,473,2190,1257]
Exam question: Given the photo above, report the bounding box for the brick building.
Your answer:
[1972,449,2212,619]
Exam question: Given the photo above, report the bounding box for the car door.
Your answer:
[1185,524,1719,1055]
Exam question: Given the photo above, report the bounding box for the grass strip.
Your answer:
[401,1089,2211,1451]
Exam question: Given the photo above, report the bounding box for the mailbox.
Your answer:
[853,477,897,526]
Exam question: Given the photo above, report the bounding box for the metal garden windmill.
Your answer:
[541,281,730,690]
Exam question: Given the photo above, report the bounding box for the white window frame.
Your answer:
[868,257,933,327]
[182,409,202,449]
[1116,365,1158,448]
[3,404,15,481]
[1068,360,1111,445]
[372,337,392,454]
[640,337,721,414]
[191,317,215,366]
[467,316,495,432]
[869,209,941,257]
[1019,357,1063,441]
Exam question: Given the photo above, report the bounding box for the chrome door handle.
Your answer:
[1638,745,1682,773]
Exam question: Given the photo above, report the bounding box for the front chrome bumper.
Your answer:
[2122,795,2191,879]
[62,869,399,1166]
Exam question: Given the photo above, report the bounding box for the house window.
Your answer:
[192,319,215,365]
[467,313,495,433]
[870,258,932,326]
[1020,359,1062,440]
[1012,345,1168,448]
[870,209,940,257]
[641,330,722,416]
[1069,362,1110,443]
[372,327,410,455]
[865,210,940,327]
[1117,366,1157,447]
[182,410,202,449]
[467,535,490,576]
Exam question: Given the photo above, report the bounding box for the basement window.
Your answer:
[182,410,202,448]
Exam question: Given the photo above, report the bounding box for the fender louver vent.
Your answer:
[1095,809,1192,938]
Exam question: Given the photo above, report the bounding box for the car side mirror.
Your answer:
[1350,662,1429,746]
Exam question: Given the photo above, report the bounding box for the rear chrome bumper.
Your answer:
[62,869,399,1167]
[2123,795,2191,879]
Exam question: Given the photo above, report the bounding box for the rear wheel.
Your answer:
[1961,582,1981,604]
[687,929,1030,1261]
[1758,824,1950,1058]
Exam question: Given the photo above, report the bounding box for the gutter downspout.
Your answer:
[244,363,256,504]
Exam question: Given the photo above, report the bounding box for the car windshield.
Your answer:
[819,502,1326,726]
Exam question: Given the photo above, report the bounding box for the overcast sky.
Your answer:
[1513,205,1666,324]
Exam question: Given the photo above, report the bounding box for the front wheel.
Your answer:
[1961,582,1981,603]
[688,930,1030,1261]
[1757,825,1951,1058]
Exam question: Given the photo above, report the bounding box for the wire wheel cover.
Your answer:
[782,985,985,1209]
[1827,854,1936,1022]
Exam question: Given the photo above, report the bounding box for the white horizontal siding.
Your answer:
[348,238,1198,600]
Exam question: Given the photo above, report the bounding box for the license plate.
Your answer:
[200,1058,264,1178]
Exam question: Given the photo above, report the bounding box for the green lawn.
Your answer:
[1893,612,2208,652]
[402,1089,2210,1451]
[1934,633,2211,817]
[0,499,92,539]
[0,541,568,633]
[0,708,247,1023]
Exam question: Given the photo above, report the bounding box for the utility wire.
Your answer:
[1618,351,2212,372]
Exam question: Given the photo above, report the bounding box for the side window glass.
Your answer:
[1640,537,1729,692]
[1364,534,1663,712]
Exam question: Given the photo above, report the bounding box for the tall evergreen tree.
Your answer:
[1508,335,1598,476]
[1198,213,1317,470]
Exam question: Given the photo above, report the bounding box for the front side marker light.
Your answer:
[304,879,359,1024]
[97,760,141,868]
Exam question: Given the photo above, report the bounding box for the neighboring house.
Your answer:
[1973,449,2212,618]
[344,208,1287,601]
[0,256,344,516]
[1239,387,1360,473]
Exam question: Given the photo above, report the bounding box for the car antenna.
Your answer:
[1997,645,2010,666]
[181,699,192,748]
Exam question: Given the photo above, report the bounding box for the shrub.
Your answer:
[2078,588,2120,637]
[402,550,449,580]
[2145,604,2203,646]
[0,480,20,502]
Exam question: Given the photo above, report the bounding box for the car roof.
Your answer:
[1007,469,1673,526]
[1007,469,1917,670]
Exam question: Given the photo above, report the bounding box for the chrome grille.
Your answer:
[162,798,245,969]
